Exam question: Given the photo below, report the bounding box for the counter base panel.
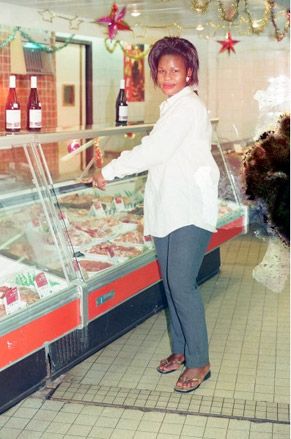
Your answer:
[0,299,81,370]
[0,349,47,415]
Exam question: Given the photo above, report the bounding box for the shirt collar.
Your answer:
[160,86,193,112]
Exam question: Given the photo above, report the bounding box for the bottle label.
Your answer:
[29,109,42,128]
[6,109,21,129]
[118,106,128,122]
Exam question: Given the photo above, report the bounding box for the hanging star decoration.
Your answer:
[217,31,239,54]
[39,9,55,23]
[95,3,132,40]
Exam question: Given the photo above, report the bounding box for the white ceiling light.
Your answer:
[196,24,204,31]
[131,10,141,17]
[129,3,141,17]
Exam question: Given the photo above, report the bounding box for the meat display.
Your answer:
[87,242,143,258]
[79,259,113,272]
[113,229,145,244]
[0,172,243,321]
[58,193,96,208]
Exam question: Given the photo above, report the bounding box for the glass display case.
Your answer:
[0,122,247,413]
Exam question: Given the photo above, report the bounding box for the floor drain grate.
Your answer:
[49,382,289,425]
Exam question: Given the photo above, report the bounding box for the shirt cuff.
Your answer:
[102,163,116,181]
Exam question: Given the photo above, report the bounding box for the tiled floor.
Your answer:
[0,233,289,438]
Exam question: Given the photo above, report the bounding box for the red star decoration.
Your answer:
[95,3,132,40]
[217,32,240,54]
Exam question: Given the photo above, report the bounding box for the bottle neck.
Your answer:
[31,76,37,89]
[9,76,16,88]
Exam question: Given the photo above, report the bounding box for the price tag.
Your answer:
[3,287,26,315]
[34,272,52,298]
[89,201,106,218]
[113,196,125,212]
[144,235,153,247]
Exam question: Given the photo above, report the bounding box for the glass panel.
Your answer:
[38,124,247,283]
[211,123,246,229]
[41,128,155,283]
[0,142,77,321]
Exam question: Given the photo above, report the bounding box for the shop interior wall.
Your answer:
[56,43,86,178]
[0,24,289,181]
[89,33,289,142]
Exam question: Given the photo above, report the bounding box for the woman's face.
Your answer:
[157,54,191,97]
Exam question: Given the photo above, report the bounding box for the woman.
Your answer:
[93,37,220,393]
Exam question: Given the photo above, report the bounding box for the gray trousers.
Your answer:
[154,225,211,368]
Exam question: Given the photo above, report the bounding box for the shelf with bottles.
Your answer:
[4,75,42,133]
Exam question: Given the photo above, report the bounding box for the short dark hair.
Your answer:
[148,37,199,86]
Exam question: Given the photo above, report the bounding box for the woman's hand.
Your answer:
[92,170,107,190]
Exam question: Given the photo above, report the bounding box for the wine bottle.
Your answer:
[115,79,128,126]
[5,75,21,132]
[27,76,42,131]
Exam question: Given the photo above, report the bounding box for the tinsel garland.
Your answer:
[217,0,289,38]
[217,0,240,22]
[104,38,150,59]
[0,27,18,49]
[243,0,271,34]
[191,0,210,14]
[0,26,75,52]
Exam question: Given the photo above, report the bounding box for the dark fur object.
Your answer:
[243,113,290,245]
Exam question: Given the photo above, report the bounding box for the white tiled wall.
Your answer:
[91,34,289,141]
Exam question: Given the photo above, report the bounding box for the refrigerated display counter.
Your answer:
[0,122,247,412]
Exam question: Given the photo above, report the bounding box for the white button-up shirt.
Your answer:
[102,86,220,237]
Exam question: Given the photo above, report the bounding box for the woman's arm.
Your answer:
[101,103,200,181]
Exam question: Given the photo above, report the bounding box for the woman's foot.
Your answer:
[157,353,185,374]
[174,364,211,393]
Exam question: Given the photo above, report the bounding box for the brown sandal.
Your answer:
[174,369,211,393]
[157,354,185,374]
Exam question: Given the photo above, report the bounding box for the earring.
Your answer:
[186,76,190,82]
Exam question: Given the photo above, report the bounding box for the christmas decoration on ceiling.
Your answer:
[0,26,75,52]
[95,3,132,40]
[104,38,150,60]
[39,9,84,30]
[217,31,240,54]
[35,0,290,42]
[190,0,210,14]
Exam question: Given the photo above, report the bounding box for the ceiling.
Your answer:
[1,0,290,38]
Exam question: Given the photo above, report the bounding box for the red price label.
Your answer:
[35,272,48,288]
[5,287,19,305]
